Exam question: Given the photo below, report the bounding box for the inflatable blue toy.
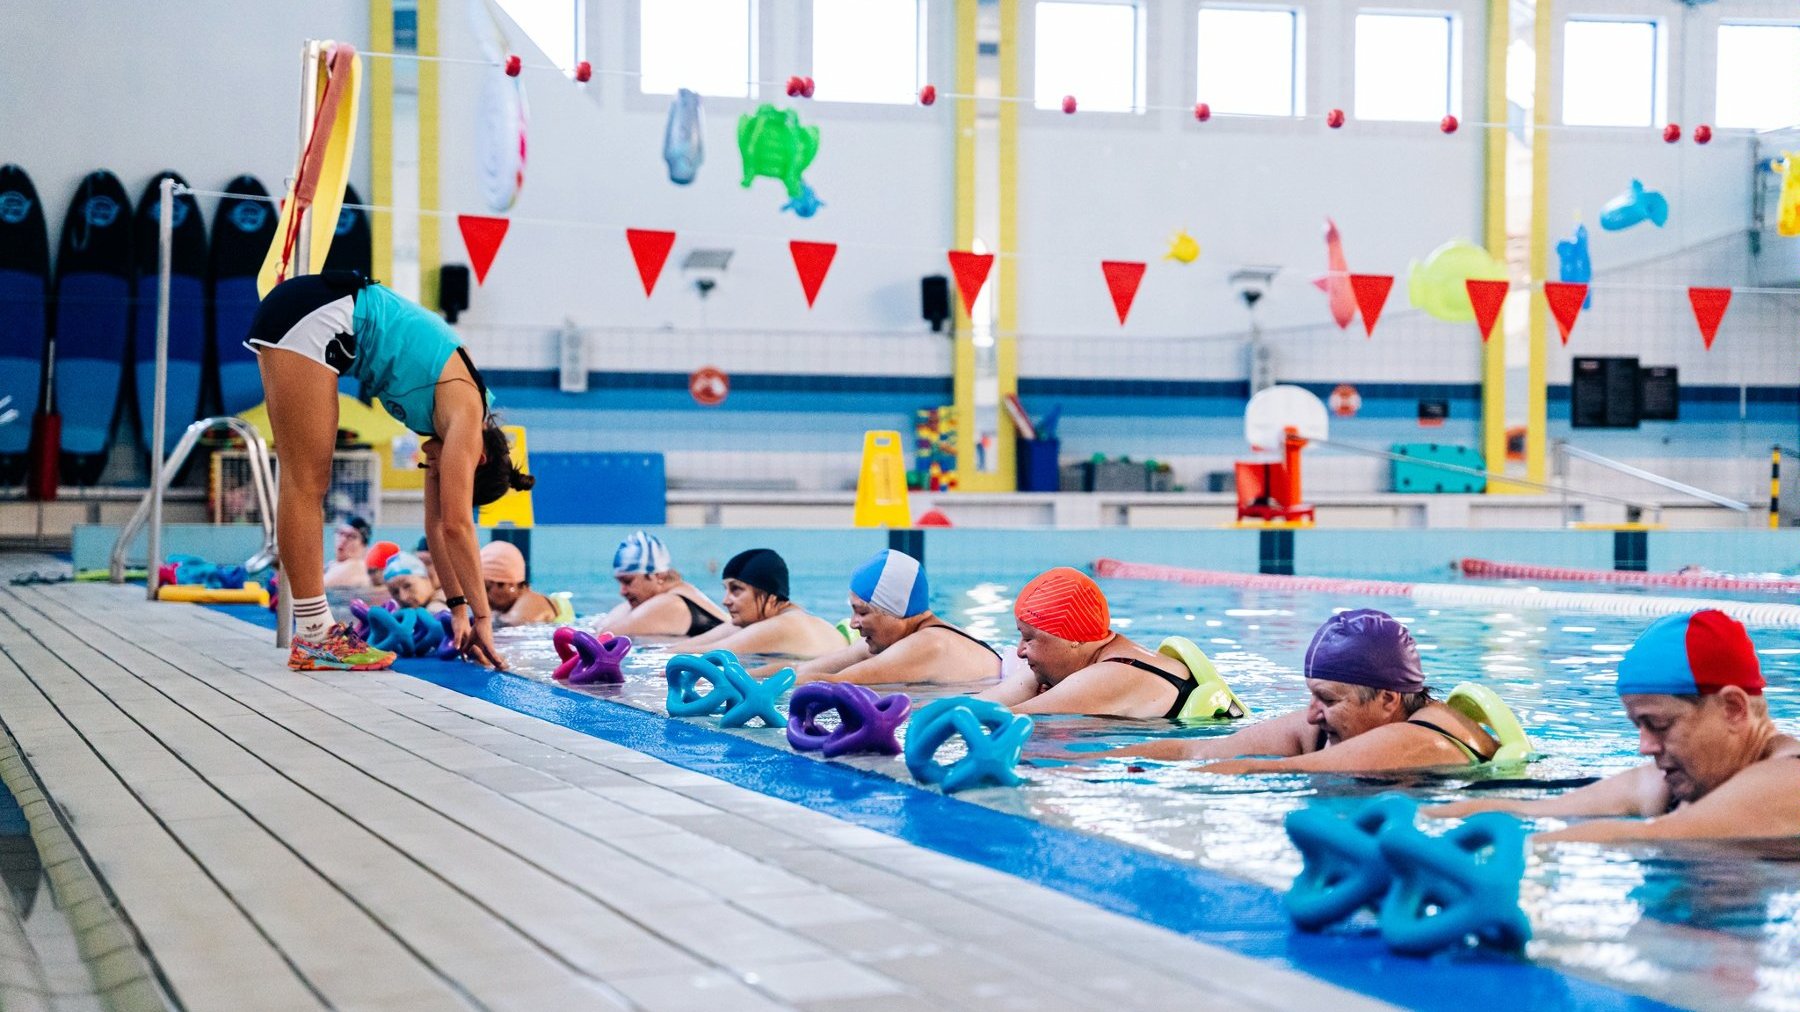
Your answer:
[903,696,1033,793]
[786,682,911,757]
[663,88,704,185]
[1554,223,1592,309]
[1598,178,1668,231]
[1377,811,1531,956]
[1283,793,1418,932]
[781,183,824,218]
[166,554,247,590]
[365,605,449,657]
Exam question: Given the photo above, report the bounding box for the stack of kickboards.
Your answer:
[0,165,371,488]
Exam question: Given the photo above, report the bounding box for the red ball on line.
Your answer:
[1062,95,1077,114]
[1194,102,1211,122]
[1440,114,1458,134]
[801,76,815,98]
[1663,123,1681,143]
[503,54,522,77]
[919,84,937,106]
[786,75,803,97]
[1694,124,1713,145]
[574,61,592,83]
[1326,108,1345,129]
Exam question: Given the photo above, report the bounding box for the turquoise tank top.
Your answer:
[350,283,462,436]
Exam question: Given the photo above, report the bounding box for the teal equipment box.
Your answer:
[1390,443,1485,493]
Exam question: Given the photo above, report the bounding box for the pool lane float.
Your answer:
[786,682,910,757]
[156,582,269,606]
[1444,682,1532,764]
[903,696,1033,793]
[663,650,793,727]
[1283,793,1530,955]
[835,618,861,644]
[1157,637,1250,721]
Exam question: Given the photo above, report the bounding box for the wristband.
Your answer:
[446,596,469,609]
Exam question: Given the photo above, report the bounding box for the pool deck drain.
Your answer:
[0,558,1391,1012]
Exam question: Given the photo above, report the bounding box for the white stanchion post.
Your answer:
[145,176,174,602]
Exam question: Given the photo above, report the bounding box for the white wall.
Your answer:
[0,0,370,246]
[1014,0,1490,386]
[439,0,961,374]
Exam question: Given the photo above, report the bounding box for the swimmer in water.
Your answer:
[668,548,845,658]
[788,550,1001,686]
[480,541,557,627]
[593,531,730,638]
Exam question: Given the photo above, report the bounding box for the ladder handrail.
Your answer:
[110,417,281,581]
[1555,441,1750,512]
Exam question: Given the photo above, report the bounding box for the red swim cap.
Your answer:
[1014,567,1111,643]
[364,541,401,571]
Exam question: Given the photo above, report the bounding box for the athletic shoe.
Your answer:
[288,624,396,671]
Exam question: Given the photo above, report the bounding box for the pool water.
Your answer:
[499,573,1800,1011]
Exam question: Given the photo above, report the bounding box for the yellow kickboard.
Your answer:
[259,42,363,295]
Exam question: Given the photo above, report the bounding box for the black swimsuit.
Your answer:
[1110,657,1209,720]
[1312,720,1492,762]
[924,622,1001,657]
[679,595,725,637]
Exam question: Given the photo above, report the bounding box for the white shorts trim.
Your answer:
[244,294,356,375]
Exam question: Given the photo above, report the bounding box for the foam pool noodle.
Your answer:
[903,696,1033,793]
[786,682,911,757]
[1377,812,1531,956]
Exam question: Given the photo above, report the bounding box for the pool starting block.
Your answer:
[903,696,1033,793]
[786,682,911,757]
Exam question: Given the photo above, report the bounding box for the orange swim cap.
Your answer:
[1014,567,1111,642]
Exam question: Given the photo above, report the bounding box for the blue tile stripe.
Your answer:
[208,603,1674,1012]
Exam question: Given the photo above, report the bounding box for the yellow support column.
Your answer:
[950,0,977,489]
[1479,0,1508,480]
[1526,1,1552,486]
[369,0,394,283]
[994,0,1020,491]
[417,0,442,310]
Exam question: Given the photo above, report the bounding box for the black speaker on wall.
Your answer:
[1572,356,1641,428]
[1640,366,1679,421]
[921,275,951,332]
[440,264,471,323]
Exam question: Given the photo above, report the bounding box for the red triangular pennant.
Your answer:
[1687,286,1732,350]
[789,240,838,308]
[1100,260,1146,324]
[625,228,676,297]
[1542,282,1588,345]
[946,251,995,315]
[457,215,510,285]
[1465,279,1509,342]
[1348,274,1394,337]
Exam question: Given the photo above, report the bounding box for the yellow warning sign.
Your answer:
[477,425,534,528]
[852,430,912,528]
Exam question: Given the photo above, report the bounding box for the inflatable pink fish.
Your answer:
[1313,218,1355,330]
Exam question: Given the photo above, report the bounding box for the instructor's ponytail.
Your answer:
[472,418,535,507]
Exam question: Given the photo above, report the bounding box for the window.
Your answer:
[1196,7,1299,117]
[1716,24,1800,130]
[1355,13,1456,122]
[495,0,582,76]
[1035,1,1142,113]
[640,0,756,97]
[1561,19,1660,127]
[812,0,926,104]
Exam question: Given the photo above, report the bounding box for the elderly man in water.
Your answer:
[1428,610,1800,841]
[789,549,1001,685]
[1115,609,1501,772]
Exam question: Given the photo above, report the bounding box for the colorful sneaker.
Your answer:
[288,624,397,671]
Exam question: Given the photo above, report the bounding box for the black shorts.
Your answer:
[245,272,370,374]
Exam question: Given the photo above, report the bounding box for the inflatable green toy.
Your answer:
[738,104,819,200]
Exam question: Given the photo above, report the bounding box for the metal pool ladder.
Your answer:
[109,417,290,646]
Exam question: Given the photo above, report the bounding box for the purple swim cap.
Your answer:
[1303,609,1425,693]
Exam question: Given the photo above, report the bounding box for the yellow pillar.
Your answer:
[417,0,442,310]
[1526,0,1552,486]
[369,0,394,283]
[994,0,1020,491]
[1479,0,1508,479]
[950,0,978,486]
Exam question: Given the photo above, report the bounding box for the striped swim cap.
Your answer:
[1617,610,1763,696]
[613,531,672,576]
[849,549,929,617]
[1014,567,1111,643]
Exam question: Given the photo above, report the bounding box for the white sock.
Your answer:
[293,595,333,641]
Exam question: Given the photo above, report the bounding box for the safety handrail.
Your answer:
[1309,437,1664,520]
[110,417,281,580]
[1554,441,1750,513]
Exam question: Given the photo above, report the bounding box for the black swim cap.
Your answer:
[723,548,789,601]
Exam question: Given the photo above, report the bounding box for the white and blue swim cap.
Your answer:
[849,549,929,618]
[613,531,672,576]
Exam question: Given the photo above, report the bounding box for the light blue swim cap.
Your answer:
[613,531,672,576]
[382,552,427,581]
[849,549,929,617]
